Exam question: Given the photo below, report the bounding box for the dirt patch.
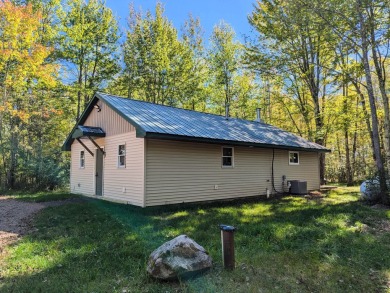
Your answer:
[357,216,390,235]
[368,218,390,234]
[0,196,83,253]
[304,191,325,200]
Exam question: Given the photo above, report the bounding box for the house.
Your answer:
[62,92,330,207]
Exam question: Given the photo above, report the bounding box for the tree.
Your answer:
[0,0,59,188]
[59,0,120,120]
[209,21,242,114]
[300,0,389,203]
[248,0,337,184]
[114,3,201,108]
[180,14,208,111]
[230,72,261,120]
[365,0,390,177]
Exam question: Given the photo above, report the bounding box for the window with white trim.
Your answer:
[118,144,126,167]
[80,151,85,168]
[289,151,299,165]
[222,147,234,167]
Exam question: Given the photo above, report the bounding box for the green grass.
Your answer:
[1,187,390,292]
[5,190,80,202]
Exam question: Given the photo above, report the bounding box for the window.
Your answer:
[222,147,234,167]
[289,151,299,165]
[80,151,85,168]
[118,144,126,167]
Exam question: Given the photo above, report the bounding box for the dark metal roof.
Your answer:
[72,125,105,139]
[62,92,329,152]
[96,92,329,152]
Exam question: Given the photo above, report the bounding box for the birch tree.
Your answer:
[248,0,336,184]
[301,0,389,203]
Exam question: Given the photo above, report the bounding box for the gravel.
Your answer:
[0,196,84,253]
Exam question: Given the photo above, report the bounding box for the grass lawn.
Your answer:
[11,190,80,202]
[1,187,390,292]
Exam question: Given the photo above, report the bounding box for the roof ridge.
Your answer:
[97,91,269,126]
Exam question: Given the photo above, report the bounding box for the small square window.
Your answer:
[80,151,85,168]
[118,144,126,167]
[222,147,234,167]
[289,151,299,165]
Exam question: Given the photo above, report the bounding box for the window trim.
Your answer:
[79,150,85,169]
[221,146,234,168]
[118,144,126,168]
[289,151,300,165]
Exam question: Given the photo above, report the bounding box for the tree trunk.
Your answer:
[345,130,353,185]
[343,85,353,185]
[7,124,17,189]
[370,29,390,176]
[351,80,375,161]
[357,0,388,204]
[336,134,345,182]
[313,92,325,184]
[351,97,359,181]
[76,59,83,121]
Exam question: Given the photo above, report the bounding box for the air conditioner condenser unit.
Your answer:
[289,180,308,195]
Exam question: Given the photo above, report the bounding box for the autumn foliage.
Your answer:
[0,0,389,199]
[0,1,64,189]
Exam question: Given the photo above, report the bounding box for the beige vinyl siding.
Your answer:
[70,98,145,206]
[84,99,134,135]
[145,139,320,206]
[102,132,145,206]
[70,138,105,196]
[273,149,320,191]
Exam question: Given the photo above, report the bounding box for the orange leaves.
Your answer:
[0,102,30,122]
[32,108,64,119]
[0,101,64,122]
[0,0,57,90]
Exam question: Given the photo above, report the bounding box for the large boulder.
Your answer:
[147,235,212,280]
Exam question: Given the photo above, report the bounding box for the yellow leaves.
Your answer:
[0,102,30,122]
[35,108,64,119]
[0,1,40,48]
[13,110,30,122]
[1,101,64,123]
[0,0,58,90]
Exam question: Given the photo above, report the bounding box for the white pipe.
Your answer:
[256,108,261,122]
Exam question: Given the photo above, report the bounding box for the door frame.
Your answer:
[94,147,104,196]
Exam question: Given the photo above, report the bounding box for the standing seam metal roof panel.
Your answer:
[95,92,329,152]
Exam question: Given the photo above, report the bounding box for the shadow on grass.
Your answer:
[5,190,80,203]
[92,194,390,292]
[0,202,181,293]
[2,191,390,292]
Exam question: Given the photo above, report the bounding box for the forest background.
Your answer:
[1,0,390,203]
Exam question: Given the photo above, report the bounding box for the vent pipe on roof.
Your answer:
[225,103,230,120]
[256,108,262,123]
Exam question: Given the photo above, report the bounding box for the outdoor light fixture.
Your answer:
[94,104,101,112]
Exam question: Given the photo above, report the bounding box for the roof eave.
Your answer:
[144,132,331,153]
